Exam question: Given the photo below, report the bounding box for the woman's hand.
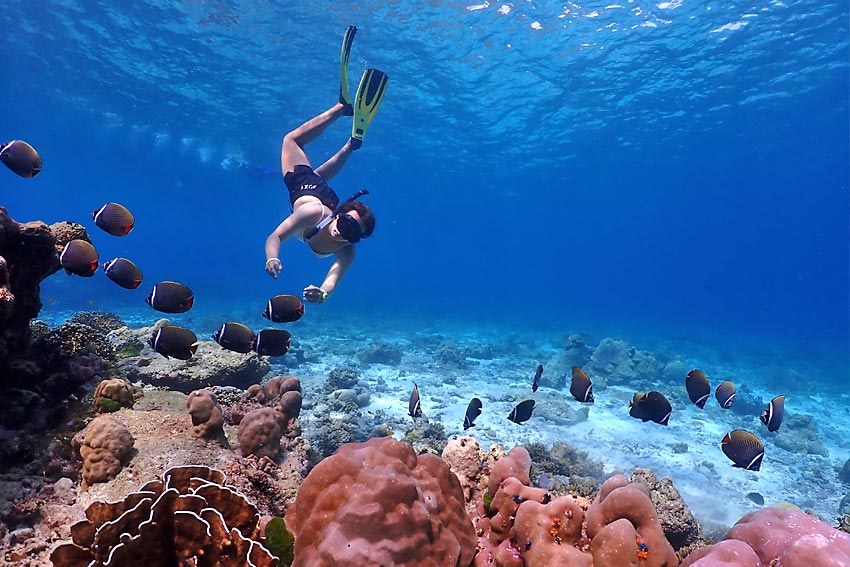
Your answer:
[265,258,282,279]
[303,285,329,303]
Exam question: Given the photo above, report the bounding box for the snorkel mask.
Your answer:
[304,189,369,242]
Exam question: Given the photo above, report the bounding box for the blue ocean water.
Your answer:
[2,0,848,378]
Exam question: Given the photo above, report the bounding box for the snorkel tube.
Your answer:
[304,189,369,240]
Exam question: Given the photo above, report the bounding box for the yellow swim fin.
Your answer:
[350,68,389,149]
[339,26,357,113]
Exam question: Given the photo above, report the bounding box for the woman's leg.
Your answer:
[280,102,350,175]
[314,138,357,182]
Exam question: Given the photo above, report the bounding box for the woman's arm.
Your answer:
[303,244,356,301]
[264,204,323,278]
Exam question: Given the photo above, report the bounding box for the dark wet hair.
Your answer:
[338,201,375,238]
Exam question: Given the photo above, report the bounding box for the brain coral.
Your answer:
[75,415,135,487]
[285,436,476,567]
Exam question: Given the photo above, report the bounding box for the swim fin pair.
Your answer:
[339,26,389,150]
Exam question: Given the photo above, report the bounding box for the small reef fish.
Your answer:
[721,429,764,471]
[0,140,42,178]
[685,369,710,409]
[60,239,99,277]
[91,202,135,236]
[629,391,671,425]
[212,322,256,354]
[464,397,482,430]
[253,329,291,357]
[746,492,765,506]
[149,325,198,360]
[531,364,543,392]
[262,294,304,323]
[508,400,535,424]
[715,380,737,409]
[146,281,194,314]
[569,367,594,403]
[760,395,786,432]
[409,383,422,419]
[102,258,143,289]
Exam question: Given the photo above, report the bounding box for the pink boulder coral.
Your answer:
[286,437,476,567]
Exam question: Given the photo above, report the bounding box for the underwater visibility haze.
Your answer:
[1,0,849,563]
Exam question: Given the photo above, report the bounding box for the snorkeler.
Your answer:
[264,26,388,303]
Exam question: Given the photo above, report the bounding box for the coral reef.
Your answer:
[73,416,135,488]
[224,375,302,426]
[49,465,278,567]
[681,506,850,566]
[238,407,288,459]
[774,414,829,456]
[586,338,660,388]
[67,311,126,335]
[357,341,403,365]
[285,437,476,567]
[630,468,702,550]
[186,389,227,444]
[92,377,138,413]
[525,441,605,498]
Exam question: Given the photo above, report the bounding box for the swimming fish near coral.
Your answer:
[685,369,710,409]
[531,364,543,392]
[0,139,42,178]
[508,400,535,424]
[262,294,305,323]
[409,383,422,419]
[91,202,135,236]
[760,395,786,432]
[60,239,99,277]
[146,281,194,314]
[715,380,737,409]
[629,391,671,425]
[253,328,291,357]
[464,397,482,430]
[569,367,594,403]
[721,429,764,471]
[102,257,143,289]
[149,325,198,360]
[212,322,256,354]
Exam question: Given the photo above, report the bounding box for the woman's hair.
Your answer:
[338,201,375,237]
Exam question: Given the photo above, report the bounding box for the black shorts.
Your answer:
[284,164,340,210]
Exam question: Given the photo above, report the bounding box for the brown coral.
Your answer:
[92,377,136,412]
[75,416,135,487]
[286,437,476,567]
[238,407,285,458]
[49,464,277,567]
[187,389,227,445]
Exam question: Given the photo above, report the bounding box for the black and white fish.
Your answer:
[60,239,99,277]
[253,329,291,357]
[262,294,304,323]
[759,395,786,432]
[91,202,135,236]
[569,367,594,403]
[102,258,143,289]
[507,400,535,424]
[149,325,197,360]
[409,383,422,419]
[715,380,736,409]
[463,397,482,430]
[0,140,42,178]
[685,369,710,409]
[146,281,194,314]
[721,429,764,471]
[629,391,671,426]
[212,322,256,354]
[532,364,543,392]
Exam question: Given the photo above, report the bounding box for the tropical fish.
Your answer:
[507,400,535,424]
[746,492,765,505]
[146,281,194,314]
[569,367,594,403]
[715,380,736,409]
[685,369,710,409]
[91,202,135,236]
[409,383,422,419]
[149,325,198,360]
[0,140,42,178]
[721,429,764,471]
[212,322,256,354]
[102,257,143,289]
[759,395,786,432]
[262,294,304,323]
[629,391,671,425]
[253,329,291,357]
[532,364,543,392]
[464,397,482,430]
[60,239,98,277]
